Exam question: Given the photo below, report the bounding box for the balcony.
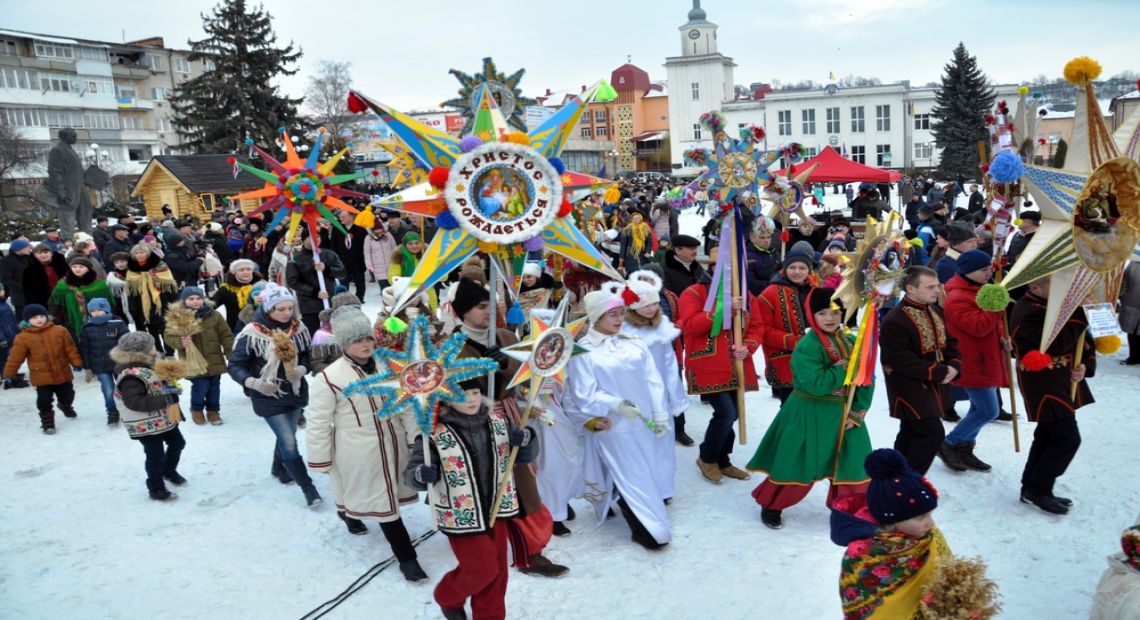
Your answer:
[116,97,154,110]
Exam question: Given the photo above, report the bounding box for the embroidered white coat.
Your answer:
[305,356,419,522]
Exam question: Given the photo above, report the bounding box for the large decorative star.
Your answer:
[343,317,499,435]
[229,129,370,247]
[441,57,537,133]
[833,212,908,321]
[685,112,776,209]
[348,80,623,314]
[499,295,589,389]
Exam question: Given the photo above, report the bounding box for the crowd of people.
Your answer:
[1,172,1136,619]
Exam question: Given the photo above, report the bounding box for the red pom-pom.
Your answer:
[1038,137,1047,145]
[346,91,367,113]
[811,196,820,205]
[780,230,791,243]
[620,286,640,306]
[1022,350,1053,371]
[428,166,449,189]
[980,163,990,173]
[227,157,236,164]
[557,197,572,217]
[371,170,380,176]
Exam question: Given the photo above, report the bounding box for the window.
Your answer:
[34,42,73,60]
[876,105,891,131]
[118,83,138,99]
[173,56,189,73]
[914,142,934,159]
[82,75,115,96]
[826,107,840,134]
[595,126,607,137]
[120,114,147,130]
[850,145,865,164]
[44,109,84,128]
[914,113,931,130]
[777,110,791,136]
[203,58,216,71]
[84,111,118,130]
[693,123,702,140]
[39,72,74,93]
[594,110,606,123]
[618,76,625,84]
[691,82,700,100]
[146,54,163,71]
[802,109,816,135]
[580,127,592,139]
[151,87,166,101]
[1,68,38,90]
[75,46,108,62]
[0,40,19,56]
[850,106,865,132]
[805,147,818,158]
[876,144,892,166]
[0,107,47,127]
[127,145,152,162]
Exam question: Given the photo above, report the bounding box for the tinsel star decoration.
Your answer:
[499,295,589,389]
[685,111,775,210]
[441,57,537,133]
[229,128,372,247]
[342,316,499,435]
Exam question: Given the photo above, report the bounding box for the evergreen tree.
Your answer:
[931,43,995,178]
[170,0,304,154]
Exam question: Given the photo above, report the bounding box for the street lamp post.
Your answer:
[608,148,619,179]
[85,143,114,211]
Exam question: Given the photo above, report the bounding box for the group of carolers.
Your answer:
[2,208,1099,620]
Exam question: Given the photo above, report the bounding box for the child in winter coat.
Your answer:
[165,286,234,426]
[0,282,25,390]
[212,258,263,333]
[308,291,363,375]
[78,298,130,425]
[1091,515,1140,620]
[830,449,998,620]
[111,331,186,501]
[404,378,536,620]
[2,304,83,434]
[363,221,396,289]
[517,261,563,314]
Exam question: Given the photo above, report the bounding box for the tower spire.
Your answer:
[688,0,707,21]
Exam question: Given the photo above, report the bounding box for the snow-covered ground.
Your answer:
[2,202,1137,619]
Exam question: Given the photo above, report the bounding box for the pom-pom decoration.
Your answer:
[1021,350,1053,371]
[620,286,641,306]
[863,448,910,478]
[1013,218,1023,226]
[780,229,791,243]
[428,166,450,189]
[458,135,484,153]
[557,197,573,218]
[383,316,408,334]
[504,131,530,145]
[1095,334,1121,354]
[975,283,1011,312]
[1063,56,1103,85]
[506,301,525,325]
[548,157,566,175]
[603,184,622,204]
[989,151,1025,184]
[435,210,459,230]
[522,235,545,252]
[698,110,727,136]
[1018,85,1030,96]
[353,208,375,230]
[346,91,368,113]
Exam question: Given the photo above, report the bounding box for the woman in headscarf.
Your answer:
[124,243,179,353]
[619,212,655,275]
[387,232,436,310]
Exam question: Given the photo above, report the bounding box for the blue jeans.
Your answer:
[946,387,999,446]
[96,372,117,413]
[699,391,738,468]
[263,408,304,460]
[189,375,222,411]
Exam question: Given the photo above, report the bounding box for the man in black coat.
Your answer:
[102,224,134,270]
[1009,276,1094,515]
[662,234,705,296]
[744,219,780,295]
[879,266,962,474]
[1006,210,1040,267]
[24,244,70,308]
[286,230,346,334]
[162,233,203,287]
[0,239,33,317]
[92,217,113,254]
[331,211,369,303]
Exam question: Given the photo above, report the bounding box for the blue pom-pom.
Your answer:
[548,157,566,175]
[989,151,1025,184]
[277,126,287,134]
[459,136,484,153]
[864,449,910,479]
[506,301,525,325]
[244,137,254,145]
[435,210,459,230]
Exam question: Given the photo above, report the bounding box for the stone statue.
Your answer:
[45,128,93,236]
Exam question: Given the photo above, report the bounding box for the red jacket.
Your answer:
[943,274,1009,388]
[677,283,762,395]
[756,280,813,388]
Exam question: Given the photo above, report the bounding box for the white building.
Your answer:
[662,5,1018,175]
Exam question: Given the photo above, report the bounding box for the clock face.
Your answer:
[688,29,700,40]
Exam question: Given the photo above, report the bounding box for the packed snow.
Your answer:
[1,197,1136,619]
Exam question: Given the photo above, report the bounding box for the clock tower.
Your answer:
[665,1,736,173]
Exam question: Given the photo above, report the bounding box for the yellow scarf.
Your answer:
[625,221,651,256]
[840,527,951,619]
[125,264,178,320]
[222,282,254,310]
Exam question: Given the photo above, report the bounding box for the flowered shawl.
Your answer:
[840,527,951,619]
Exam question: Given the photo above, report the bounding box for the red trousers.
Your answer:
[435,521,510,620]
[751,478,869,511]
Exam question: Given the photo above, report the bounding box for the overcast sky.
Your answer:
[5,0,1137,112]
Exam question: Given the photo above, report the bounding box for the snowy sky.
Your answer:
[4,0,1138,111]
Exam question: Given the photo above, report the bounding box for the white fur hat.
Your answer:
[584,281,625,325]
[522,262,542,278]
[626,279,660,310]
[627,269,663,293]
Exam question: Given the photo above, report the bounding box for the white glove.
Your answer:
[244,377,279,397]
[615,400,642,420]
[651,416,670,437]
[288,365,307,383]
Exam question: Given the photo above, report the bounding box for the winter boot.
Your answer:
[398,559,429,583]
[617,498,666,551]
[936,442,968,472]
[270,451,294,484]
[956,444,992,472]
[60,405,77,419]
[107,411,120,426]
[519,553,570,577]
[552,521,571,537]
[281,457,322,507]
[696,458,723,483]
[1020,491,1069,515]
[994,410,1013,422]
[191,410,206,425]
[338,510,368,535]
[206,410,223,426]
[942,407,961,422]
[149,489,178,501]
[164,472,187,486]
[1020,489,1072,508]
[674,412,694,446]
[565,504,576,521]
[439,605,467,620]
[39,410,56,434]
[761,508,784,530]
[719,464,752,480]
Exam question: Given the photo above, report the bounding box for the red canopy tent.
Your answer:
[777,146,901,183]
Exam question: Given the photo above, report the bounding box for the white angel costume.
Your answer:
[531,380,585,523]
